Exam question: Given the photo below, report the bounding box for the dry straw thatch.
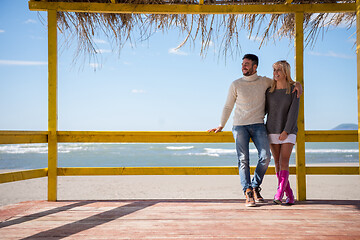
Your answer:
[49,0,356,63]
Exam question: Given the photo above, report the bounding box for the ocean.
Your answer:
[0,142,358,170]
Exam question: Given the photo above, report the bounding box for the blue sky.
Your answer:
[0,0,358,131]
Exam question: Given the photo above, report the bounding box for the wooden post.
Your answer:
[295,11,306,201]
[357,0,360,175]
[48,9,58,201]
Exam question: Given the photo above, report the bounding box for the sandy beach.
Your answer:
[1,173,360,207]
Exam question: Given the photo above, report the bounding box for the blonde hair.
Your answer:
[269,60,295,94]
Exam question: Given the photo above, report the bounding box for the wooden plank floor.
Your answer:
[1,199,360,239]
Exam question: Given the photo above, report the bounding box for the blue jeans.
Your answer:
[232,124,271,193]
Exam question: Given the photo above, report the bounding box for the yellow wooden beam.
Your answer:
[305,130,358,142]
[48,9,58,202]
[0,131,48,144]
[0,130,356,144]
[357,0,360,175]
[306,166,359,175]
[28,1,356,14]
[0,169,48,184]
[295,11,306,201]
[0,166,357,184]
[56,166,360,176]
[57,131,235,143]
[0,130,357,144]
[58,167,238,176]
[57,166,285,176]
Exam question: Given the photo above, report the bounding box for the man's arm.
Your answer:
[208,82,236,133]
[207,126,224,133]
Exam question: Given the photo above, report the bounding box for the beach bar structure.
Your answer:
[0,0,359,202]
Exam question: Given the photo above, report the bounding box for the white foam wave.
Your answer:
[185,153,220,157]
[204,148,237,155]
[202,148,358,155]
[305,149,358,153]
[58,144,91,153]
[0,144,48,154]
[184,148,256,157]
[0,144,358,155]
[166,146,194,150]
[0,143,92,154]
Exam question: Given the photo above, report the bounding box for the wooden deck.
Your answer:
[1,199,359,239]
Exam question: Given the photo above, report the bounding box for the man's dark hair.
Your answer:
[242,54,259,66]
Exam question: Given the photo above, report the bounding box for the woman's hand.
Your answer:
[279,131,288,141]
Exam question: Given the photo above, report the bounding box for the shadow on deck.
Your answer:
[1,199,360,239]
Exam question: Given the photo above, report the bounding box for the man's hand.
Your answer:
[292,82,303,98]
[279,131,288,141]
[207,126,224,133]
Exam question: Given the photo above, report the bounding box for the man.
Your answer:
[208,54,302,207]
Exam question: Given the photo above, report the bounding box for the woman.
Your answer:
[265,60,300,205]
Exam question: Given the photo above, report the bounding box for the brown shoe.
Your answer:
[245,188,256,207]
[253,187,265,203]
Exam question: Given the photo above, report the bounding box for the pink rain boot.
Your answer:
[285,180,295,205]
[273,170,289,204]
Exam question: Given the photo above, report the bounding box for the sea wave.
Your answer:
[185,152,221,157]
[204,148,237,155]
[166,146,194,150]
[0,144,358,155]
[202,148,359,155]
[181,148,236,157]
[0,144,48,154]
[184,148,359,158]
[183,148,254,157]
[0,143,92,154]
[202,148,359,154]
[305,149,358,153]
[58,144,92,153]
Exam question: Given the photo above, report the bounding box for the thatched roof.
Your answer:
[45,0,356,63]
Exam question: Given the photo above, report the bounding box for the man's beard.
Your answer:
[242,69,253,76]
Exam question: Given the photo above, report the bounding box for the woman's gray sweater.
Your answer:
[265,86,300,135]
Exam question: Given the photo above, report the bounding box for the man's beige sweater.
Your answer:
[220,73,272,127]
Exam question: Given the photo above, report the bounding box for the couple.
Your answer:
[208,54,301,207]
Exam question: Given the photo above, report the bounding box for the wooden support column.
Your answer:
[48,9,58,201]
[357,0,360,175]
[295,11,306,201]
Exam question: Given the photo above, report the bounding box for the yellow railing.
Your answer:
[1,130,358,183]
[1,130,357,144]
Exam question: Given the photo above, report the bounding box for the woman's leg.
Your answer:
[270,144,281,174]
[270,144,282,203]
[274,143,294,203]
[279,143,294,171]
[279,143,295,204]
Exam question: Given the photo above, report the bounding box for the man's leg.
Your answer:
[232,125,251,192]
[232,125,255,207]
[249,123,271,189]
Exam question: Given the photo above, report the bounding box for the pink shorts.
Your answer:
[268,134,296,144]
